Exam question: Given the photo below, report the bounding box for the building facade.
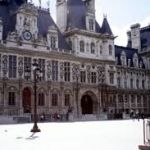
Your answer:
[0,0,149,120]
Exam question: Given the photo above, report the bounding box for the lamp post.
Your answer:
[31,61,41,133]
[74,66,80,118]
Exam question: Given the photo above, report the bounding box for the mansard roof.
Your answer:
[38,9,68,50]
[66,0,101,33]
[140,25,150,50]
[0,2,69,50]
[101,17,113,35]
[115,45,145,68]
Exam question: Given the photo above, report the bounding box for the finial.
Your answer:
[39,0,41,8]
[47,0,50,12]
[103,14,107,19]
[30,0,32,3]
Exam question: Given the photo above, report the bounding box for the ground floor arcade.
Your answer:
[0,81,149,121]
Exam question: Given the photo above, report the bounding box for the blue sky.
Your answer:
[33,0,150,46]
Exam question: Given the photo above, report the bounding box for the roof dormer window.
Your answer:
[51,36,57,49]
[89,19,94,31]
[80,41,85,52]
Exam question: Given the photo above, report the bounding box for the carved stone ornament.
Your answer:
[18,57,24,77]
[47,60,51,79]
[72,63,80,81]
[2,55,8,77]
[60,62,64,80]
[86,65,91,83]
[97,65,105,83]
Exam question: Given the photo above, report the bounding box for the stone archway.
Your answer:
[81,95,93,114]
[22,87,31,113]
[81,91,98,115]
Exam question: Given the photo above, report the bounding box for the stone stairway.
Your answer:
[81,115,98,121]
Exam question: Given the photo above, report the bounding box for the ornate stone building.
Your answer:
[0,0,149,121]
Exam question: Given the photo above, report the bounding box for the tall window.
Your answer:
[109,45,113,56]
[89,19,94,31]
[24,57,31,80]
[142,80,145,89]
[136,79,139,89]
[80,41,85,52]
[68,40,72,50]
[130,78,133,88]
[52,60,58,81]
[91,72,96,83]
[38,93,45,106]
[8,92,15,106]
[52,93,58,106]
[9,55,17,78]
[80,71,86,83]
[91,42,95,54]
[117,77,121,88]
[65,94,70,106]
[64,62,70,82]
[109,73,114,84]
[38,59,45,81]
[51,36,57,49]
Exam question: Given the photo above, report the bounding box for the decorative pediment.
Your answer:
[17,3,38,16]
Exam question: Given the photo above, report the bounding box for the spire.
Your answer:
[101,16,113,35]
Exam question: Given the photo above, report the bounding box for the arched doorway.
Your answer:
[22,87,31,113]
[81,95,93,114]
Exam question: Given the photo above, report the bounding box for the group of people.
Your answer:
[39,106,74,122]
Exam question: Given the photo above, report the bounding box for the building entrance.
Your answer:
[81,95,93,114]
[22,87,31,113]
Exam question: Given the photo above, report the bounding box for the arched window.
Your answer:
[89,19,94,31]
[100,45,103,54]
[91,42,95,54]
[133,53,138,68]
[68,40,72,50]
[121,51,127,66]
[80,41,85,52]
[38,93,45,106]
[109,45,113,56]
[142,80,145,89]
[8,92,16,106]
[64,94,70,106]
[136,79,139,89]
[52,93,58,106]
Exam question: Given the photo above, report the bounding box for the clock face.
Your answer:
[23,31,32,41]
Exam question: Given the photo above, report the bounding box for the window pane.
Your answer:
[9,55,17,78]
[64,62,70,82]
[52,94,58,106]
[52,61,58,81]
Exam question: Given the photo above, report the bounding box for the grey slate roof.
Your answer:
[140,25,150,50]
[101,17,113,35]
[0,1,69,50]
[67,0,110,34]
[115,45,145,68]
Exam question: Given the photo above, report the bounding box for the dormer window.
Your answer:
[109,45,113,56]
[133,53,138,68]
[80,41,85,52]
[121,51,127,66]
[91,42,95,54]
[51,36,57,49]
[68,40,72,50]
[100,45,103,54]
[89,19,94,31]
[47,26,58,50]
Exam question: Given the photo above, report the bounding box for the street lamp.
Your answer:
[31,60,42,133]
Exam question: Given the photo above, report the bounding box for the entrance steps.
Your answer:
[81,115,98,121]
[0,116,17,124]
